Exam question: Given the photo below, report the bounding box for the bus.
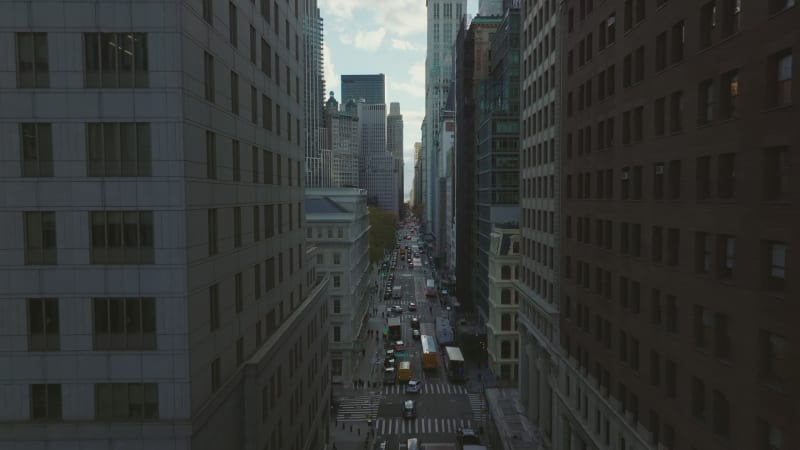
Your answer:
[425,279,437,297]
[435,317,454,346]
[443,346,466,383]
[420,335,438,370]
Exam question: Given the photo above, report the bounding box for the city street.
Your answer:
[332,224,487,450]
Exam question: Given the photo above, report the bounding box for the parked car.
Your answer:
[412,329,421,340]
[393,340,406,351]
[384,357,396,368]
[405,380,423,394]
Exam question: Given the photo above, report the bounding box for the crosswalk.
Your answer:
[336,393,380,422]
[467,393,487,423]
[381,383,468,395]
[375,417,475,435]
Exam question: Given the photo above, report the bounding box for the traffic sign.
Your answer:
[395,352,408,358]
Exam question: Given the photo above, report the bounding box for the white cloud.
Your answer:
[322,42,339,99]
[352,27,387,51]
[389,62,426,98]
[319,0,427,38]
[391,38,424,51]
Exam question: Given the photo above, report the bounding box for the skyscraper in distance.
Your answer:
[340,74,386,104]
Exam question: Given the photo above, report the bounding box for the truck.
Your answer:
[388,317,402,341]
[392,285,403,299]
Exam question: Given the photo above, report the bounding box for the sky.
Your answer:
[318,0,478,202]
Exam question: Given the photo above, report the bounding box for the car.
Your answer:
[383,292,391,300]
[383,367,396,385]
[410,317,420,329]
[408,302,417,311]
[412,329,421,340]
[402,400,416,419]
[391,305,403,313]
[405,380,423,394]
[393,340,406,351]
[384,357,396,368]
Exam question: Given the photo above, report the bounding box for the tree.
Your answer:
[368,206,398,263]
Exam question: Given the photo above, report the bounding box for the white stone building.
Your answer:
[304,188,371,384]
[486,225,522,383]
[0,1,331,448]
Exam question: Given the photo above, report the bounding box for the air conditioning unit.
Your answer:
[655,164,665,175]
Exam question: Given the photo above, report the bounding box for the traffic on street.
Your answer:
[333,214,488,450]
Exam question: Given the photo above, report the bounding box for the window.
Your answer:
[712,390,729,436]
[206,130,216,179]
[24,211,57,265]
[235,272,243,313]
[668,160,681,199]
[653,163,665,199]
[671,21,685,64]
[667,228,680,266]
[501,265,512,279]
[333,275,341,288]
[333,253,341,265]
[209,284,220,331]
[333,298,341,313]
[691,377,707,420]
[722,0,741,37]
[634,46,644,83]
[207,209,218,256]
[228,2,237,46]
[263,95,273,130]
[670,90,684,132]
[623,0,633,31]
[635,0,645,22]
[92,297,156,350]
[20,123,53,177]
[232,139,240,182]
[95,383,158,419]
[30,384,61,420]
[764,147,791,200]
[250,86,258,124]
[264,150,273,184]
[265,257,275,291]
[651,289,662,325]
[758,419,785,450]
[771,0,797,13]
[264,204,274,238]
[261,39,271,76]
[775,52,793,106]
[230,71,239,114]
[760,330,787,386]
[211,357,221,391]
[666,294,678,333]
[717,153,736,198]
[27,298,59,351]
[696,156,711,200]
[203,0,213,23]
[623,54,632,87]
[633,106,643,142]
[765,241,787,291]
[204,51,215,101]
[333,326,340,342]
[84,33,148,88]
[233,207,242,248]
[650,350,661,386]
[236,337,244,366]
[699,80,715,124]
[249,25,256,63]
[87,123,151,177]
[607,14,616,45]
[714,312,731,358]
[655,32,667,72]
[665,360,677,398]
[696,232,713,273]
[716,235,735,278]
[90,211,154,264]
[253,205,260,241]
[700,2,717,49]
[652,226,663,262]
[16,32,49,88]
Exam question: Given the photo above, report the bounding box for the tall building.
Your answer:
[479,0,504,16]
[474,8,521,322]
[437,108,456,269]
[558,1,799,450]
[413,142,424,209]
[387,102,405,213]
[340,74,386,104]
[424,0,467,237]
[304,0,327,188]
[323,92,359,188]
[454,15,502,312]
[358,102,396,214]
[486,225,521,382]
[516,0,563,445]
[305,188,370,385]
[0,1,331,449]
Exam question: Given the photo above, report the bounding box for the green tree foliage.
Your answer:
[368,206,398,263]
